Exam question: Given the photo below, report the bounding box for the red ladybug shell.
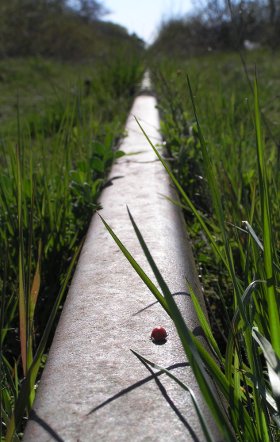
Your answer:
[151,326,167,342]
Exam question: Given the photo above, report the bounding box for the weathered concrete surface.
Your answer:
[24,88,222,441]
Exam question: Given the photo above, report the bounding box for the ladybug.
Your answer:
[150,326,168,343]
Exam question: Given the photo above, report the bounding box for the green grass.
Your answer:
[152,49,280,328]
[0,54,143,440]
[3,43,280,442]
[152,50,280,440]
[101,49,280,441]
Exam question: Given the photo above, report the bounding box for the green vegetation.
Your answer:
[2,0,280,440]
[103,48,280,441]
[0,1,144,438]
[0,0,143,60]
[151,50,280,339]
[0,55,143,440]
[151,50,280,440]
[151,0,280,57]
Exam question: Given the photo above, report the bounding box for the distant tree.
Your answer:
[268,0,276,23]
[0,0,143,59]
[77,0,107,22]
[202,0,228,23]
[151,0,280,56]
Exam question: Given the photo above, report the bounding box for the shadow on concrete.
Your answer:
[101,175,124,190]
[88,361,189,416]
[29,410,64,442]
[132,291,190,317]
[88,360,200,442]
[137,356,201,442]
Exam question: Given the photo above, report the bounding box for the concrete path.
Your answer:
[23,80,221,441]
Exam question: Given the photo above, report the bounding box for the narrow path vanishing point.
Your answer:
[23,73,222,442]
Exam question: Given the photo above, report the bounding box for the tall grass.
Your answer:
[101,51,280,440]
[0,54,143,439]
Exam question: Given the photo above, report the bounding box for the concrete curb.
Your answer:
[24,81,222,441]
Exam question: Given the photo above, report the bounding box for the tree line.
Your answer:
[151,0,280,57]
[0,0,143,59]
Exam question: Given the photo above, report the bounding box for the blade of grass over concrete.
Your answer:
[126,206,173,299]
[131,349,216,442]
[102,212,236,441]
[134,117,229,270]
[99,214,171,316]
[126,208,252,434]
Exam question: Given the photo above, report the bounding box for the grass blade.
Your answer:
[254,78,280,357]
[131,349,216,442]
[135,117,229,270]
[101,212,235,441]
[5,242,82,441]
[252,327,280,414]
[99,214,171,316]
[16,142,27,377]
[126,206,173,298]
[188,284,223,363]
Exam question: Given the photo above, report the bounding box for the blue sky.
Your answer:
[104,0,193,43]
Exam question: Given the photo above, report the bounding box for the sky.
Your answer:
[104,0,193,44]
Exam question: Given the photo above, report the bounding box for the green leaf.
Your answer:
[127,207,173,299]
[254,78,280,357]
[101,212,235,441]
[189,284,223,363]
[99,214,171,316]
[135,117,228,270]
[91,156,105,173]
[131,349,216,442]
[252,327,280,414]
[5,242,82,441]
[115,150,125,159]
